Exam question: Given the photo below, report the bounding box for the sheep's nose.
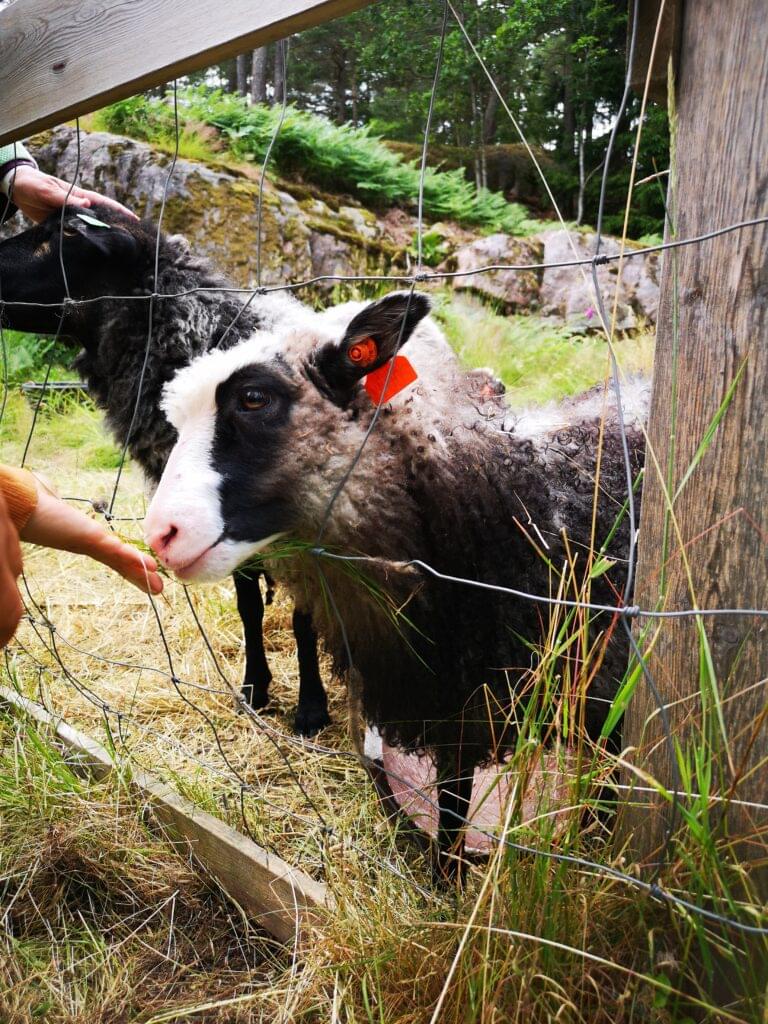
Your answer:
[146,521,181,563]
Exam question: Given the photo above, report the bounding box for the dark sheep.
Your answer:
[143,290,647,878]
[0,203,331,734]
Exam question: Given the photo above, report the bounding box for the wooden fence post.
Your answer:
[619,0,768,883]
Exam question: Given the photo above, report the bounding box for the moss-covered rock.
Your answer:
[8,127,659,326]
[445,233,545,311]
[25,127,405,296]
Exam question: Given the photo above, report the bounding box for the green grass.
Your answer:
[436,295,655,404]
[93,88,536,234]
[0,714,278,1024]
[1,387,125,473]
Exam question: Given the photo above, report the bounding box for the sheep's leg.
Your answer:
[234,570,272,710]
[291,609,331,736]
[435,760,473,885]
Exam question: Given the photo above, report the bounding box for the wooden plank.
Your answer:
[628,0,682,106]
[0,685,331,944]
[0,0,376,146]
[619,0,768,880]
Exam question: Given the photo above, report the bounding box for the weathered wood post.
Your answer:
[620,0,768,886]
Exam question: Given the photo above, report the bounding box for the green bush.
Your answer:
[96,88,531,233]
[2,331,73,384]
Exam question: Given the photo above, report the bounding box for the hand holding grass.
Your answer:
[21,476,163,596]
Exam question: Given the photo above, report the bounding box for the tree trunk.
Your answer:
[332,48,348,124]
[482,89,499,145]
[251,46,268,105]
[480,89,498,192]
[619,0,768,897]
[236,53,248,97]
[273,43,285,105]
[469,78,481,189]
[350,62,359,124]
[562,43,575,157]
[222,58,238,94]
[576,126,585,225]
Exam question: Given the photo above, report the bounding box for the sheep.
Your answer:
[0,203,335,732]
[142,289,647,878]
[0,208,472,736]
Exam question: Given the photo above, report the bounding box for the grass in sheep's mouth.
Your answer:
[1,332,766,1022]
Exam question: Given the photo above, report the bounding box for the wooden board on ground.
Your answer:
[0,0,376,146]
[0,684,331,945]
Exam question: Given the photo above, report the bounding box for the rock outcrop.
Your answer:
[23,127,404,293]
[446,229,660,328]
[7,127,661,328]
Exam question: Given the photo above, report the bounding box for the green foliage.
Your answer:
[98,2,670,237]
[286,0,668,236]
[96,88,531,232]
[2,331,73,384]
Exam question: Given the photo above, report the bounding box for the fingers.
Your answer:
[0,568,23,647]
[97,539,164,596]
[0,497,24,648]
[74,187,138,220]
[10,165,137,222]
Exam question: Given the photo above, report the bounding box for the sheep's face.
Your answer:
[0,203,151,333]
[144,291,431,582]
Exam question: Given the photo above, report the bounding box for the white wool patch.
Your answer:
[144,400,285,582]
[162,332,284,430]
[144,403,223,557]
[512,376,650,443]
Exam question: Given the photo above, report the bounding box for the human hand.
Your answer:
[0,490,24,647]
[9,165,137,223]
[21,478,163,596]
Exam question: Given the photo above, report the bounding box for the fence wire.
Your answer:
[0,0,766,946]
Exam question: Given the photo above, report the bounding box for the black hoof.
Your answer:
[241,681,270,711]
[293,702,331,737]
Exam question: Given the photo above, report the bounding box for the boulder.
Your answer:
[12,127,403,294]
[446,227,660,327]
[538,229,660,330]
[446,233,544,311]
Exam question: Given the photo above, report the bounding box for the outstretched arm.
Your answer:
[0,491,24,647]
[0,466,162,597]
[19,475,163,595]
[6,164,137,223]
[0,142,136,224]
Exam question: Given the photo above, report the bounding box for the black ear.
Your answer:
[308,291,431,405]
[64,211,140,262]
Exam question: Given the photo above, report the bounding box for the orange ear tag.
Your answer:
[348,337,379,367]
[364,355,418,404]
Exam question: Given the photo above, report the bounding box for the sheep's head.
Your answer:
[144,291,431,582]
[0,203,158,334]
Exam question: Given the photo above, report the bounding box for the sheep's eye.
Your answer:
[239,387,270,412]
[62,226,79,237]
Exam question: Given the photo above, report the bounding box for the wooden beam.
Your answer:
[0,0,376,147]
[619,0,768,884]
[0,685,331,944]
[628,0,682,106]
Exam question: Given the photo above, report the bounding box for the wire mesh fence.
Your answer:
[0,0,767,955]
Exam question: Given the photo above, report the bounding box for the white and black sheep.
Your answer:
[0,204,336,731]
[143,290,647,876]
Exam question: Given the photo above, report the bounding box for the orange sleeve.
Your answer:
[0,465,38,533]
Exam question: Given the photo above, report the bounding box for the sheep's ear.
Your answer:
[308,291,431,406]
